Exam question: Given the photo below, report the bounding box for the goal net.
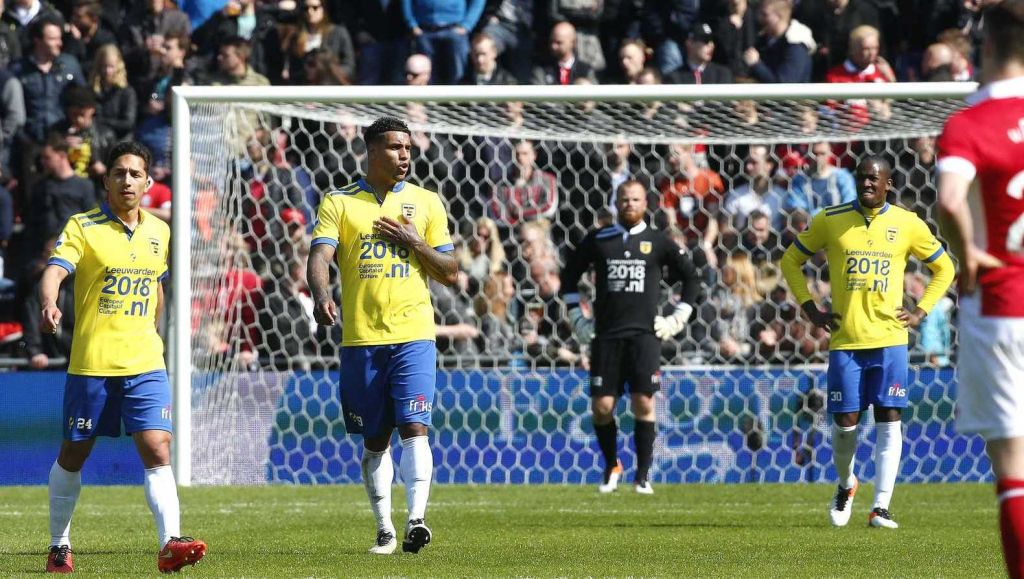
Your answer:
[173,84,987,486]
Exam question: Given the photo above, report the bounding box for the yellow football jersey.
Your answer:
[311,179,454,346]
[49,204,170,375]
[781,200,954,350]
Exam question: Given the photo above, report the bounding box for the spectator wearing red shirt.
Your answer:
[140,178,171,223]
[658,142,725,265]
[824,25,893,84]
[490,140,558,227]
[825,25,893,127]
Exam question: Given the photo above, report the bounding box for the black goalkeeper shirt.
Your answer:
[560,221,700,339]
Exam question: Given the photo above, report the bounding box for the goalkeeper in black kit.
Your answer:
[560,179,701,494]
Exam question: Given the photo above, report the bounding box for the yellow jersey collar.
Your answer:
[853,199,889,226]
[358,178,407,205]
[100,201,146,239]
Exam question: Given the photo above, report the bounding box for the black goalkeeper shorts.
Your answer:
[589,334,662,397]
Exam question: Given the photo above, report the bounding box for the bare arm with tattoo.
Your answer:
[374,215,458,286]
[307,243,338,325]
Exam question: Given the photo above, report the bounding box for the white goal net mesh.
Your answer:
[182,88,988,485]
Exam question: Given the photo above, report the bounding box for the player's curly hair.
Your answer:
[106,141,153,172]
[364,116,411,146]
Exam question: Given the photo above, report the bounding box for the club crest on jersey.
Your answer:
[886,227,898,242]
[402,203,416,220]
[149,237,160,255]
[639,241,652,255]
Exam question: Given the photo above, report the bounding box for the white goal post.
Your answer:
[171,82,976,487]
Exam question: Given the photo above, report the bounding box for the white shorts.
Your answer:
[956,296,1024,440]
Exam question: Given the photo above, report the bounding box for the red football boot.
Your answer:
[46,545,73,573]
[157,536,207,573]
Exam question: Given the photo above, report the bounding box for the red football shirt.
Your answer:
[141,181,172,210]
[937,76,1024,317]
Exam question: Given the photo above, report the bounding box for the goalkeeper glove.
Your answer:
[654,303,694,341]
[568,306,595,345]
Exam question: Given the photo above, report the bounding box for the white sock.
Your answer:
[400,436,432,522]
[144,465,180,548]
[873,421,903,510]
[361,447,395,533]
[831,424,859,489]
[49,461,81,548]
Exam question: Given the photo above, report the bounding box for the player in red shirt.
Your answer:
[937,2,1024,576]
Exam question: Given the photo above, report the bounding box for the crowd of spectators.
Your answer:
[0,0,972,370]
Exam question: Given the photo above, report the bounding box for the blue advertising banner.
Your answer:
[2,368,991,485]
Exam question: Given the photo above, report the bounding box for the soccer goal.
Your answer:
[172,82,980,487]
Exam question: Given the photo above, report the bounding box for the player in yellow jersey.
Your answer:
[307,116,457,555]
[39,142,206,574]
[781,156,954,529]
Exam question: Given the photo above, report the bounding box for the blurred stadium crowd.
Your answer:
[0,0,970,370]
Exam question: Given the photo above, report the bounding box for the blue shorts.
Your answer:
[63,370,172,441]
[827,345,909,413]
[339,340,436,438]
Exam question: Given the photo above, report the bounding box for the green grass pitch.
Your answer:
[0,484,1003,577]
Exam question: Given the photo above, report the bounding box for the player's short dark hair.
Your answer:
[30,14,62,40]
[857,154,892,174]
[985,0,1024,66]
[106,141,152,173]
[364,116,411,146]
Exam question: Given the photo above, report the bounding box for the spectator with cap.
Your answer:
[743,0,812,83]
[462,33,516,85]
[403,0,486,85]
[668,22,733,84]
[532,21,597,85]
